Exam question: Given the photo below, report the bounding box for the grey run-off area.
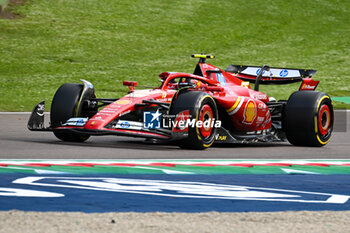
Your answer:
[0,111,348,159]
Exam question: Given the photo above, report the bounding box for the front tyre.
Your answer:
[283,91,333,147]
[51,83,90,142]
[170,91,218,149]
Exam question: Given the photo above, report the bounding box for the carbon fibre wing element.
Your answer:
[226,65,317,84]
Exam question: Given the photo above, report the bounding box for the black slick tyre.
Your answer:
[283,91,333,147]
[169,91,218,149]
[50,83,90,142]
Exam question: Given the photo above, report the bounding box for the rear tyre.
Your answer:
[283,91,333,147]
[170,91,218,149]
[51,83,90,142]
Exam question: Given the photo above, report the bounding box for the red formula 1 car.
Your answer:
[28,54,333,149]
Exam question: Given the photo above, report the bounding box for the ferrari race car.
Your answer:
[28,54,334,149]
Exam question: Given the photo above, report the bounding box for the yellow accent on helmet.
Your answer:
[191,54,215,59]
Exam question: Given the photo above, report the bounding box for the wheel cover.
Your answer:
[198,104,214,138]
[318,104,331,136]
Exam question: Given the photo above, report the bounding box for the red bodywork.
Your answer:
[28,55,333,148]
[57,61,274,139]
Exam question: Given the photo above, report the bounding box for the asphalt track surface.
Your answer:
[0,111,349,159]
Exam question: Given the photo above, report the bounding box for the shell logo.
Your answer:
[243,100,256,124]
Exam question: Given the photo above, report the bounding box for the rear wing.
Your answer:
[226,65,317,85]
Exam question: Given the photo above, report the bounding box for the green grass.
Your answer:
[0,0,8,6]
[0,0,349,111]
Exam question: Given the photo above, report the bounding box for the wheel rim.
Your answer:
[318,104,331,136]
[198,104,214,138]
